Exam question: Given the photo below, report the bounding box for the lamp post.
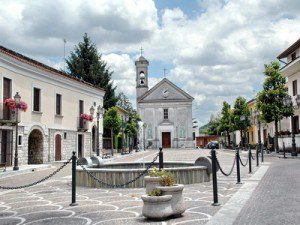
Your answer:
[90,105,104,156]
[241,114,252,173]
[13,92,21,171]
[253,109,262,165]
[283,95,300,156]
[122,114,129,155]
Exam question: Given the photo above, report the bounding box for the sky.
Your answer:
[1,0,300,126]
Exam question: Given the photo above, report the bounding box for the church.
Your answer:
[135,55,194,149]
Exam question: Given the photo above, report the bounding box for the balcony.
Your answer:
[78,117,89,132]
[0,110,20,126]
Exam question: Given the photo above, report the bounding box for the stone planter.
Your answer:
[141,195,173,220]
[144,176,162,194]
[157,184,185,216]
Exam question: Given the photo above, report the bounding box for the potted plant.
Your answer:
[144,167,163,194]
[4,98,28,122]
[156,171,186,217]
[80,113,93,130]
[141,188,173,220]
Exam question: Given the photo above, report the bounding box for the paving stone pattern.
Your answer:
[233,158,300,225]
[0,149,260,225]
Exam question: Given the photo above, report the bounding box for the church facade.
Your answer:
[135,55,194,149]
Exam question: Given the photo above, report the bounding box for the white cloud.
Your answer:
[1,0,300,125]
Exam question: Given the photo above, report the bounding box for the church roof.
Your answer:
[138,78,194,103]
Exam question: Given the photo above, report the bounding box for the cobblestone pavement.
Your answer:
[233,157,300,225]
[0,149,264,225]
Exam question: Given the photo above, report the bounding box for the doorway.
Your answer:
[55,134,62,161]
[78,134,83,158]
[28,129,43,164]
[162,132,171,148]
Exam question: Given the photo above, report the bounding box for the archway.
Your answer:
[28,129,44,164]
[55,134,62,161]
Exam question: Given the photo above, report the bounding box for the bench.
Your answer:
[101,149,112,158]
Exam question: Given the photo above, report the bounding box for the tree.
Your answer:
[125,113,141,151]
[116,92,134,113]
[218,101,233,147]
[66,33,118,109]
[200,114,220,135]
[232,96,251,147]
[103,107,122,155]
[256,61,293,152]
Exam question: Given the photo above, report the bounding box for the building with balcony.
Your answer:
[0,46,105,166]
[277,38,300,152]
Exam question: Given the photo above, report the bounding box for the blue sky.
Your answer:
[1,0,299,125]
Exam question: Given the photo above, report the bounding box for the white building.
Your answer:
[277,38,300,152]
[0,45,105,166]
[135,55,194,149]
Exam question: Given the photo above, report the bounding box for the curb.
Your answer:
[206,163,270,225]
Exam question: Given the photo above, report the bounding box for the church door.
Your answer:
[162,132,171,148]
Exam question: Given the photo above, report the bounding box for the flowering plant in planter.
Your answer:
[3,98,28,112]
[80,113,93,122]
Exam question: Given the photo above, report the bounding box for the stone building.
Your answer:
[135,55,194,148]
[0,45,105,166]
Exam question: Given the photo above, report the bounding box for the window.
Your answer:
[79,100,84,115]
[163,108,168,119]
[64,132,67,139]
[251,131,254,142]
[293,80,297,96]
[293,116,299,134]
[33,88,41,111]
[56,94,62,115]
[291,52,296,61]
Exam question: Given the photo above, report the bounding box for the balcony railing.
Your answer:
[78,117,89,132]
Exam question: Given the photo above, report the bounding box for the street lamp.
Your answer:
[122,114,129,155]
[90,105,104,156]
[253,109,263,164]
[283,95,300,156]
[13,92,21,171]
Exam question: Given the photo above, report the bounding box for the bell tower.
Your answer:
[135,52,149,100]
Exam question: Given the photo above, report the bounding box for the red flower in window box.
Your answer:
[80,113,93,122]
[3,98,28,112]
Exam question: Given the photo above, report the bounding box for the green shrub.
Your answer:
[148,188,162,196]
[148,167,164,177]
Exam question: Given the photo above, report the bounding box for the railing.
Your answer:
[77,117,88,132]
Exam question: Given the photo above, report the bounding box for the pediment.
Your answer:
[139,78,194,102]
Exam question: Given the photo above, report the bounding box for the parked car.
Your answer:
[206,141,219,149]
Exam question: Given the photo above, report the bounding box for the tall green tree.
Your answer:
[103,107,122,155]
[125,113,141,150]
[232,96,251,147]
[218,101,233,147]
[116,92,134,113]
[256,61,293,152]
[66,33,117,109]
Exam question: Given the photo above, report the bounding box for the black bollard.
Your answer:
[159,147,163,170]
[248,148,252,173]
[211,146,220,206]
[70,151,78,206]
[256,144,259,167]
[236,149,241,184]
[261,143,264,163]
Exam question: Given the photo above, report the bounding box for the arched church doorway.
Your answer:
[55,134,62,161]
[92,126,96,153]
[28,129,43,164]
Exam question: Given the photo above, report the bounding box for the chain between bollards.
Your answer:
[159,147,163,170]
[236,149,241,184]
[70,151,78,206]
[211,145,220,206]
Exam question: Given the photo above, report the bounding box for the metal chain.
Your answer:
[78,154,159,188]
[239,155,249,167]
[216,155,236,177]
[0,157,72,190]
